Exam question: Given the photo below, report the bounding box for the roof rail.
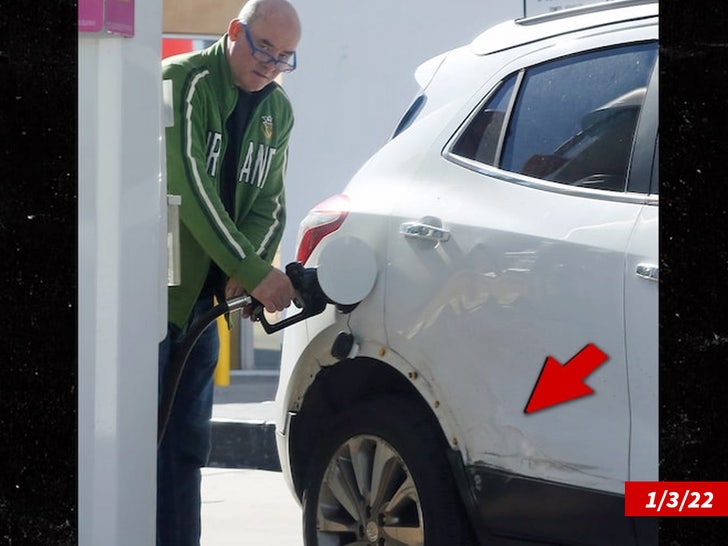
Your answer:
[517,0,657,26]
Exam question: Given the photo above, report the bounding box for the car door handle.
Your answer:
[400,221,451,243]
[635,263,659,282]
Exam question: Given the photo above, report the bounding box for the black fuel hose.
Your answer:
[157,295,252,448]
[157,262,333,448]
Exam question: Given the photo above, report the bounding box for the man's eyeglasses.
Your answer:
[240,22,297,73]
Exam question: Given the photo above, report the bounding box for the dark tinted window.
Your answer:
[391,94,426,139]
[501,43,657,191]
[451,74,516,165]
[450,42,658,193]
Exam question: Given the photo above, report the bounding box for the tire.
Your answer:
[302,396,476,546]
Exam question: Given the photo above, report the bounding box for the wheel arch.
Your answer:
[287,352,464,501]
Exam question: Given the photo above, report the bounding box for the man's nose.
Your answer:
[259,60,279,76]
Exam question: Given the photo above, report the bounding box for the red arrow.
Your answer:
[524,343,609,414]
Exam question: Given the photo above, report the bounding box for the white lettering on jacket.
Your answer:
[205,131,223,177]
[239,142,277,188]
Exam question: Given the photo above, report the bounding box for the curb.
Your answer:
[209,420,280,471]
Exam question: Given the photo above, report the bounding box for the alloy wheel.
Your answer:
[315,434,425,546]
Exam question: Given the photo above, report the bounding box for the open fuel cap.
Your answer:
[316,236,377,305]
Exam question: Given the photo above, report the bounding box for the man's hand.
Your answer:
[249,268,296,314]
[225,277,247,299]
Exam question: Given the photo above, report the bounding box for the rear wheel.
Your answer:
[302,396,475,545]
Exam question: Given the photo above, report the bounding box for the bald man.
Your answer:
[158,1,301,544]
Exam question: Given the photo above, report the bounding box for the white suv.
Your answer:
[275,2,658,544]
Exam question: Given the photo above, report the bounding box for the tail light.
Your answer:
[296,194,350,265]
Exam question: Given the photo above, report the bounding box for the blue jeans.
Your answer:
[157,297,220,546]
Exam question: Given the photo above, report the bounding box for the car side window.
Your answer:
[451,42,657,193]
[451,74,517,165]
[391,94,427,139]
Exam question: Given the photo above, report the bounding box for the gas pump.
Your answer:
[79,2,165,545]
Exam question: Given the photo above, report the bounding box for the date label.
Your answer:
[625,482,728,516]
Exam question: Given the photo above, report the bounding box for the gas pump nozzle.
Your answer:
[157,262,337,447]
[248,262,332,334]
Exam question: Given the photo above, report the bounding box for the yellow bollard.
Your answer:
[214,310,231,387]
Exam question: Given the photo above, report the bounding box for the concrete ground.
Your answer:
[201,316,304,544]
[204,354,303,544]
[201,467,303,546]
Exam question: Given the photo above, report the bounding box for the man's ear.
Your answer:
[227,19,241,41]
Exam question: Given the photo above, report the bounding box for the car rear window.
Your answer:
[451,42,658,192]
[450,74,516,165]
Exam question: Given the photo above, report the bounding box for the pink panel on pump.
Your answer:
[78,0,134,37]
[78,0,103,32]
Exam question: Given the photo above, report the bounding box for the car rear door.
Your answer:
[384,36,658,495]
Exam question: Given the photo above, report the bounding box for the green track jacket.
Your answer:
[163,36,294,328]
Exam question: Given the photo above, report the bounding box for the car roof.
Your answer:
[471,0,658,56]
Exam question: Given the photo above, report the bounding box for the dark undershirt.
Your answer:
[199,88,259,299]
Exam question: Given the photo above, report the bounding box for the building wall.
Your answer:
[163,0,244,34]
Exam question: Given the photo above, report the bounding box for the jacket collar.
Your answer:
[204,35,237,91]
